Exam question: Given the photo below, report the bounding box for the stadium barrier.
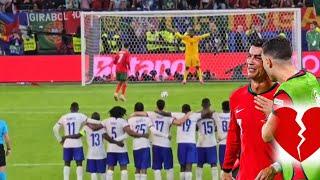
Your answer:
[0,52,319,83]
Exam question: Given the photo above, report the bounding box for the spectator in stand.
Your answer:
[131,0,143,10]
[177,0,188,9]
[161,0,175,10]
[294,0,305,7]
[249,0,260,8]
[234,25,247,52]
[199,0,212,9]
[279,0,294,7]
[306,21,320,51]
[66,0,81,9]
[205,22,221,53]
[91,0,110,10]
[0,0,12,12]
[187,0,199,9]
[213,0,227,9]
[8,29,23,55]
[58,29,73,55]
[81,0,90,9]
[270,0,279,7]
[258,0,271,8]
[246,24,262,47]
[109,0,127,11]
[228,0,249,8]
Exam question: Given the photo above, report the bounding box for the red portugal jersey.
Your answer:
[114,50,130,73]
[223,83,283,180]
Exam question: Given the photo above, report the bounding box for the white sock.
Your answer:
[63,166,70,180]
[91,173,97,180]
[76,166,83,180]
[135,174,140,180]
[167,169,174,180]
[140,174,147,180]
[121,170,128,180]
[180,172,185,180]
[185,172,192,180]
[106,170,113,180]
[154,170,161,180]
[211,166,218,180]
[196,167,203,180]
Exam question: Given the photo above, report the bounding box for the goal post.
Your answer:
[80,9,302,86]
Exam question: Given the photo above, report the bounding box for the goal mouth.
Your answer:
[81,9,301,86]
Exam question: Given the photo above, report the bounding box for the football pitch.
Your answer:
[0,82,245,180]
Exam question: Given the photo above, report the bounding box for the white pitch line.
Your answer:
[11,163,62,167]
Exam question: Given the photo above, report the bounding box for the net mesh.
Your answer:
[82,10,300,85]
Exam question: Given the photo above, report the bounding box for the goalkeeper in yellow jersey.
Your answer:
[175,28,210,84]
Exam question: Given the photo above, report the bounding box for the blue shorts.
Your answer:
[197,146,217,166]
[63,147,84,162]
[86,158,107,173]
[178,143,197,166]
[218,144,226,165]
[133,148,151,170]
[106,152,129,166]
[152,145,173,170]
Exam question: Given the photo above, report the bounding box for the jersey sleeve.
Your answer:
[212,113,220,132]
[222,100,241,172]
[198,33,210,40]
[272,90,293,112]
[191,113,201,122]
[121,119,129,128]
[171,112,184,119]
[57,115,64,125]
[175,32,188,41]
[147,118,153,128]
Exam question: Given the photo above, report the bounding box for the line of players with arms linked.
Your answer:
[53,98,232,180]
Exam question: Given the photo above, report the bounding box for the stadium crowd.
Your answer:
[0,0,315,12]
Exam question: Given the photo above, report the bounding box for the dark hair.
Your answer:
[70,102,79,112]
[262,37,292,61]
[91,112,100,120]
[201,98,211,108]
[109,106,126,118]
[182,104,191,113]
[252,38,264,48]
[134,102,144,112]
[156,99,165,111]
[222,101,230,112]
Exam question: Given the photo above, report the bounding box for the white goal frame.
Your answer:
[80,8,302,86]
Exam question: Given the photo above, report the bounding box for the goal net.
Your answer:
[81,9,301,86]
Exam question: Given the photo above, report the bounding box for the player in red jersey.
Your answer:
[221,39,283,180]
[114,43,130,101]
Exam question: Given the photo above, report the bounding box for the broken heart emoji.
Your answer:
[273,107,320,162]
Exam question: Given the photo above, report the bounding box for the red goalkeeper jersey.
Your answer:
[114,50,130,73]
[223,83,283,180]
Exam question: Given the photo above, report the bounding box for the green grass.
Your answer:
[0,82,245,180]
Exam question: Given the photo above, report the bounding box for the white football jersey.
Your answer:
[196,113,219,147]
[128,116,152,150]
[80,126,107,159]
[216,112,230,144]
[147,111,174,148]
[102,117,129,153]
[57,112,87,148]
[172,112,201,144]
